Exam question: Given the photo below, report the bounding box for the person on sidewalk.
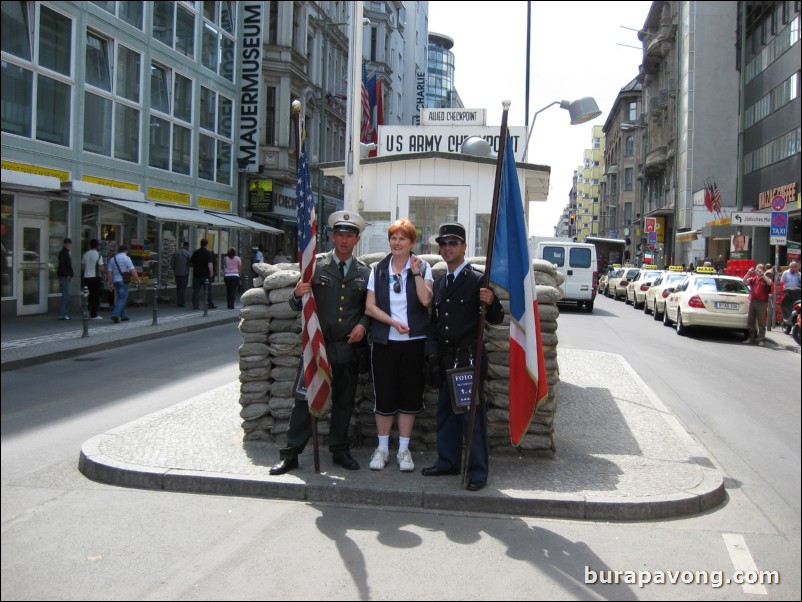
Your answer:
[780,261,800,290]
[106,245,140,323]
[223,247,242,309]
[191,239,217,310]
[743,263,772,345]
[57,238,74,320]
[421,223,504,491]
[172,241,191,307]
[364,219,433,473]
[81,238,104,319]
[270,211,370,475]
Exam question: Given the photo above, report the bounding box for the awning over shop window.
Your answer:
[203,210,282,234]
[675,229,701,242]
[99,198,279,233]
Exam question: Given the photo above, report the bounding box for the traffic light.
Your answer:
[569,212,575,224]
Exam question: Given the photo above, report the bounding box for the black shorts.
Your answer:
[371,339,426,415]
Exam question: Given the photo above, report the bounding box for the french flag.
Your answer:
[490,133,548,446]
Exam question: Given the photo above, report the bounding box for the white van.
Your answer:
[535,241,598,312]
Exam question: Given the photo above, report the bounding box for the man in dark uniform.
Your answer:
[421,223,504,491]
[270,211,371,474]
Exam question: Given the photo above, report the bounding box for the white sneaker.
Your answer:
[369,447,389,470]
[397,449,415,472]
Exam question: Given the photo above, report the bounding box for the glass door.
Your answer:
[16,218,48,315]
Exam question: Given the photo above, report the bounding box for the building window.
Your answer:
[628,101,637,121]
[624,168,634,191]
[201,1,236,81]
[84,33,142,162]
[1,4,73,146]
[198,87,233,185]
[148,62,195,175]
[264,86,276,146]
[625,135,634,156]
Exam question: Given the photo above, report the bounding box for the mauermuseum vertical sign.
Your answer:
[239,2,263,173]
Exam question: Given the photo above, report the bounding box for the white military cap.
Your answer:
[328,210,366,234]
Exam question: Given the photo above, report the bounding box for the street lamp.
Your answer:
[316,18,348,248]
[522,97,602,160]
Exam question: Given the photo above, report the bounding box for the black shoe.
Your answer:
[208,304,218,309]
[111,316,120,323]
[269,457,299,475]
[467,480,486,492]
[121,317,130,322]
[176,304,185,308]
[332,451,360,470]
[421,465,459,477]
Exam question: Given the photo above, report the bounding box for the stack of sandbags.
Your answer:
[238,254,563,455]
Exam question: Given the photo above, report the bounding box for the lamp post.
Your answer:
[315,19,347,248]
[522,97,602,161]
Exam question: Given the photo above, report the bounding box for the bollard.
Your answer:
[203,277,209,317]
[151,279,158,325]
[81,285,90,338]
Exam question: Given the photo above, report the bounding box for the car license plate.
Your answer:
[715,302,739,310]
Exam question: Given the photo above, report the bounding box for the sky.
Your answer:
[427,1,654,236]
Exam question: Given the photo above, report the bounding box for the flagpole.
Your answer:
[461,101,511,489]
[293,100,322,474]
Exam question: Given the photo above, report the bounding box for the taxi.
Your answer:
[607,266,640,300]
[662,267,750,337]
[598,264,619,296]
[625,265,663,309]
[644,266,688,319]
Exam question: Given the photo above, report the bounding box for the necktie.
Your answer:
[339,261,346,278]
[446,273,455,290]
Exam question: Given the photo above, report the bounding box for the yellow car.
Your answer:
[625,267,664,309]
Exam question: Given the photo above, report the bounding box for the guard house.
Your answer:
[321,111,551,255]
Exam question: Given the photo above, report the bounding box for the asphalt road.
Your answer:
[1,313,800,600]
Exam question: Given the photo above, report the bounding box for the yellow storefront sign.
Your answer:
[2,160,70,182]
[82,175,138,191]
[147,187,191,205]
[198,196,232,212]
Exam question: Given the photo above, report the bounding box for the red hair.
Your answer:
[387,219,417,244]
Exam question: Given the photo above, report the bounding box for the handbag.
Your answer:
[114,256,131,284]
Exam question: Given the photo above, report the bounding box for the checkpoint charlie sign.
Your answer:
[378,125,528,162]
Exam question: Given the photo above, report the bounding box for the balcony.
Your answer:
[644,145,667,174]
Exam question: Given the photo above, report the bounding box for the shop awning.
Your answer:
[675,229,701,242]
[99,198,278,232]
[203,210,282,234]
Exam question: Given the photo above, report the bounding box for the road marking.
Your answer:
[722,533,768,595]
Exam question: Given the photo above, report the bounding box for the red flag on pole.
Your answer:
[296,138,333,417]
[703,180,713,213]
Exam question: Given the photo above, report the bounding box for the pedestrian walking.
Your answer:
[57,237,74,320]
[223,247,242,309]
[172,241,191,307]
[106,245,140,323]
[191,239,217,309]
[743,263,772,345]
[81,238,104,319]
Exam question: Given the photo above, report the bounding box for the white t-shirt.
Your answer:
[367,257,433,341]
[81,249,104,278]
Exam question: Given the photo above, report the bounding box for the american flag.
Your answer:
[296,138,332,417]
[361,61,371,143]
[712,180,722,214]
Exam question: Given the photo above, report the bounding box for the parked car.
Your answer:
[645,267,688,319]
[608,267,640,300]
[662,268,750,337]
[625,266,663,309]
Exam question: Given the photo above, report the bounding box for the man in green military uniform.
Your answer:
[270,211,371,474]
